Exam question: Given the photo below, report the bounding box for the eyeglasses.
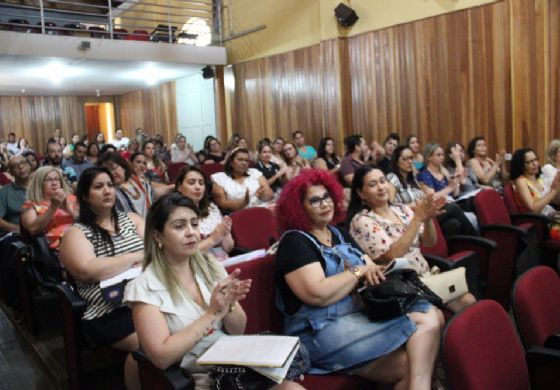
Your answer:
[308,192,333,208]
[400,156,413,161]
[44,177,61,183]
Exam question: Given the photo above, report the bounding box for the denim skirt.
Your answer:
[301,300,433,374]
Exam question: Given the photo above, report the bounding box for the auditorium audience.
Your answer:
[96,132,106,149]
[275,169,441,389]
[256,142,287,193]
[21,166,78,250]
[377,134,399,174]
[23,151,39,172]
[175,166,234,259]
[540,139,560,206]
[86,142,100,165]
[62,142,93,181]
[0,140,11,171]
[0,156,30,236]
[226,132,241,151]
[293,130,317,161]
[340,134,367,186]
[16,137,33,156]
[314,137,341,173]
[443,141,481,214]
[6,132,18,155]
[63,133,80,159]
[271,136,287,166]
[59,167,144,390]
[510,147,560,216]
[212,147,274,211]
[171,134,197,165]
[237,137,256,162]
[406,134,424,172]
[466,136,507,193]
[143,139,168,183]
[348,165,476,313]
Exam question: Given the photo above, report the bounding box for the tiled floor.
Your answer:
[0,306,57,390]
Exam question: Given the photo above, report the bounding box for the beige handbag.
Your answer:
[419,267,468,304]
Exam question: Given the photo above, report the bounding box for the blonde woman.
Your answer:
[21,166,78,250]
[123,193,302,389]
[541,139,560,206]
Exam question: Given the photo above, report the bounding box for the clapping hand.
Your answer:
[209,269,252,318]
[414,194,444,223]
[50,189,66,210]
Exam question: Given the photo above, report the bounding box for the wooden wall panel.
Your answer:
[0,96,88,154]
[115,82,178,143]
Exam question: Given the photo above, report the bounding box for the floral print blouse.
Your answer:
[350,204,430,274]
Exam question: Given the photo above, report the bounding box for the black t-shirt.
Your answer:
[275,228,355,315]
[203,153,226,164]
[257,160,281,191]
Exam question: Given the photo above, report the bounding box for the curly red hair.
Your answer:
[276,169,344,233]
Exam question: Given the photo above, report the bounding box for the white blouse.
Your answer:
[124,263,227,371]
[211,168,271,208]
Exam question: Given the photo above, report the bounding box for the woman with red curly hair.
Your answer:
[275,169,442,390]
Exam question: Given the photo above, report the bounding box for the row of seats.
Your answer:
[0,19,155,41]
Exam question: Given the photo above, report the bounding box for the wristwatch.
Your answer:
[350,266,362,280]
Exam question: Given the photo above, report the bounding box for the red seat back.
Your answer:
[419,219,448,257]
[200,163,224,180]
[442,300,529,390]
[0,172,12,185]
[226,255,283,334]
[230,208,278,251]
[474,189,512,225]
[513,266,560,348]
[502,183,520,214]
[166,162,187,183]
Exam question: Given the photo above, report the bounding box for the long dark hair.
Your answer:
[317,137,340,165]
[467,136,485,159]
[510,148,540,180]
[444,141,464,169]
[390,146,419,189]
[347,164,376,225]
[175,166,211,218]
[77,167,120,255]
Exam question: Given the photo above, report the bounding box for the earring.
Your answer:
[158,242,163,250]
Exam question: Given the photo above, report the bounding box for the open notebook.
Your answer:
[197,335,300,383]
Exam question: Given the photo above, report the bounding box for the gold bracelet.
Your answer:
[228,302,236,313]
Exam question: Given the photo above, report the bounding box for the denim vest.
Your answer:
[277,226,366,336]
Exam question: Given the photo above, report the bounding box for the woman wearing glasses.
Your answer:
[275,169,442,389]
[510,148,560,215]
[21,166,78,250]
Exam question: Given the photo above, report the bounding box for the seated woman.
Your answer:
[59,167,145,389]
[171,134,198,165]
[22,150,39,173]
[237,137,257,162]
[282,142,309,181]
[349,165,476,313]
[212,148,274,212]
[202,137,226,165]
[314,137,341,173]
[86,142,100,165]
[405,135,424,173]
[256,142,287,193]
[443,141,482,214]
[123,193,302,390]
[510,147,560,216]
[466,136,508,193]
[276,169,442,389]
[417,144,477,237]
[541,139,560,206]
[143,140,168,183]
[271,137,287,167]
[176,166,234,261]
[21,166,78,250]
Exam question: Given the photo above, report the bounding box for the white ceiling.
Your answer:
[0,55,203,96]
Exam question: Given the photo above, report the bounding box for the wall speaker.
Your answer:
[202,65,215,79]
[334,3,358,28]
[79,41,91,51]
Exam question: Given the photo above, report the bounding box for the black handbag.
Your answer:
[359,269,443,322]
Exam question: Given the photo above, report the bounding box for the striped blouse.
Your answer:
[74,212,144,320]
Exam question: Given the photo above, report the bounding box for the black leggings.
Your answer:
[437,202,477,238]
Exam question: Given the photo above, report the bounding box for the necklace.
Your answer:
[121,181,141,200]
[312,229,332,246]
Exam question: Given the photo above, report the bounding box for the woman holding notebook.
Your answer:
[275,169,442,390]
[124,193,303,389]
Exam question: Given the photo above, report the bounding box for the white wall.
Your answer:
[175,72,216,151]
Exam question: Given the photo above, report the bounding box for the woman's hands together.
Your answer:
[208,268,252,319]
[413,194,445,223]
[359,263,386,286]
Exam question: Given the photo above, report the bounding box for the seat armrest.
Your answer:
[480,223,528,238]
[526,345,560,363]
[422,254,456,271]
[53,282,87,314]
[229,246,251,256]
[544,334,560,350]
[132,349,194,390]
[511,213,551,225]
[446,235,497,252]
